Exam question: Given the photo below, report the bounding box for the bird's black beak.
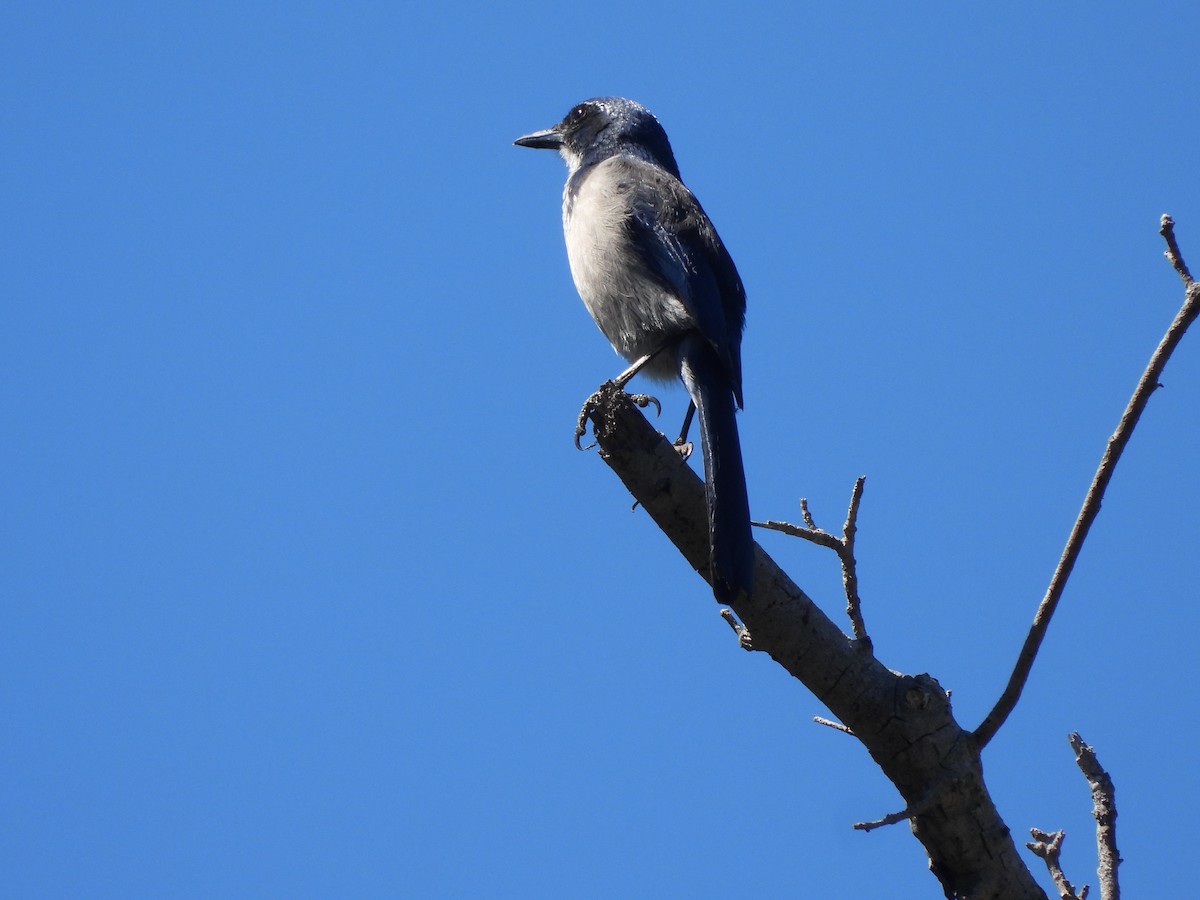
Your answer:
[513,126,563,150]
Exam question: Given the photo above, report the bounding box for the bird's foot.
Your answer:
[574,384,660,450]
[673,439,694,460]
[574,392,601,450]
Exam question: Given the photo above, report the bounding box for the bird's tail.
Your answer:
[677,335,754,604]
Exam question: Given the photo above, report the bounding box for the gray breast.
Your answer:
[562,157,692,369]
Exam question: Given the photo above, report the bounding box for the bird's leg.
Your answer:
[673,402,696,460]
[611,351,654,390]
[610,350,661,417]
[575,347,668,450]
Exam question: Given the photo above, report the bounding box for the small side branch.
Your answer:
[974,216,1200,748]
[1070,733,1121,900]
[1027,829,1088,900]
[853,784,942,833]
[1161,214,1194,284]
[840,477,866,641]
[855,804,924,833]
[757,477,871,648]
[812,715,855,736]
[719,607,755,651]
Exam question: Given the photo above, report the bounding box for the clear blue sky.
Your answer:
[4,3,1198,897]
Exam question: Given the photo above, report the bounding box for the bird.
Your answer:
[514,97,754,604]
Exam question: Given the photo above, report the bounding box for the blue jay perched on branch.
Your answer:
[515,97,754,604]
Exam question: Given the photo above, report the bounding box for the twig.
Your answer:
[813,715,854,736]
[761,516,841,551]
[853,788,940,833]
[799,498,817,529]
[974,217,1200,749]
[719,607,754,651]
[1161,214,1194,284]
[1069,733,1121,900]
[840,477,866,641]
[852,766,970,833]
[756,477,871,648]
[1027,829,1088,900]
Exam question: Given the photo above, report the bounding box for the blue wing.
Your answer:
[617,157,746,407]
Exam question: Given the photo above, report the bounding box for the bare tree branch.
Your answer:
[580,381,1049,897]
[757,477,871,648]
[974,216,1200,748]
[1069,733,1121,900]
[1027,829,1088,900]
[571,220,1197,895]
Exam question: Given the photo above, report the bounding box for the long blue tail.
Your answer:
[677,335,754,603]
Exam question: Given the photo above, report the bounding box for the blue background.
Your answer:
[4,3,1198,897]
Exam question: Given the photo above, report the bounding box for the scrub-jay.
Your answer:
[515,97,753,604]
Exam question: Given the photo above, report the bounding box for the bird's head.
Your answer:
[514,97,680,178]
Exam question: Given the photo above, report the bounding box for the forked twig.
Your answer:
[757,477,870,647]
[1027,829,1088,900]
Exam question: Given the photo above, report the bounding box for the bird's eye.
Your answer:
[571,105,588,120]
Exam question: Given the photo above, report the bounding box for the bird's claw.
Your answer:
[673,439,694,460]
[574,387,661,450]
[574,394,600,451]
[626,393,661,417]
